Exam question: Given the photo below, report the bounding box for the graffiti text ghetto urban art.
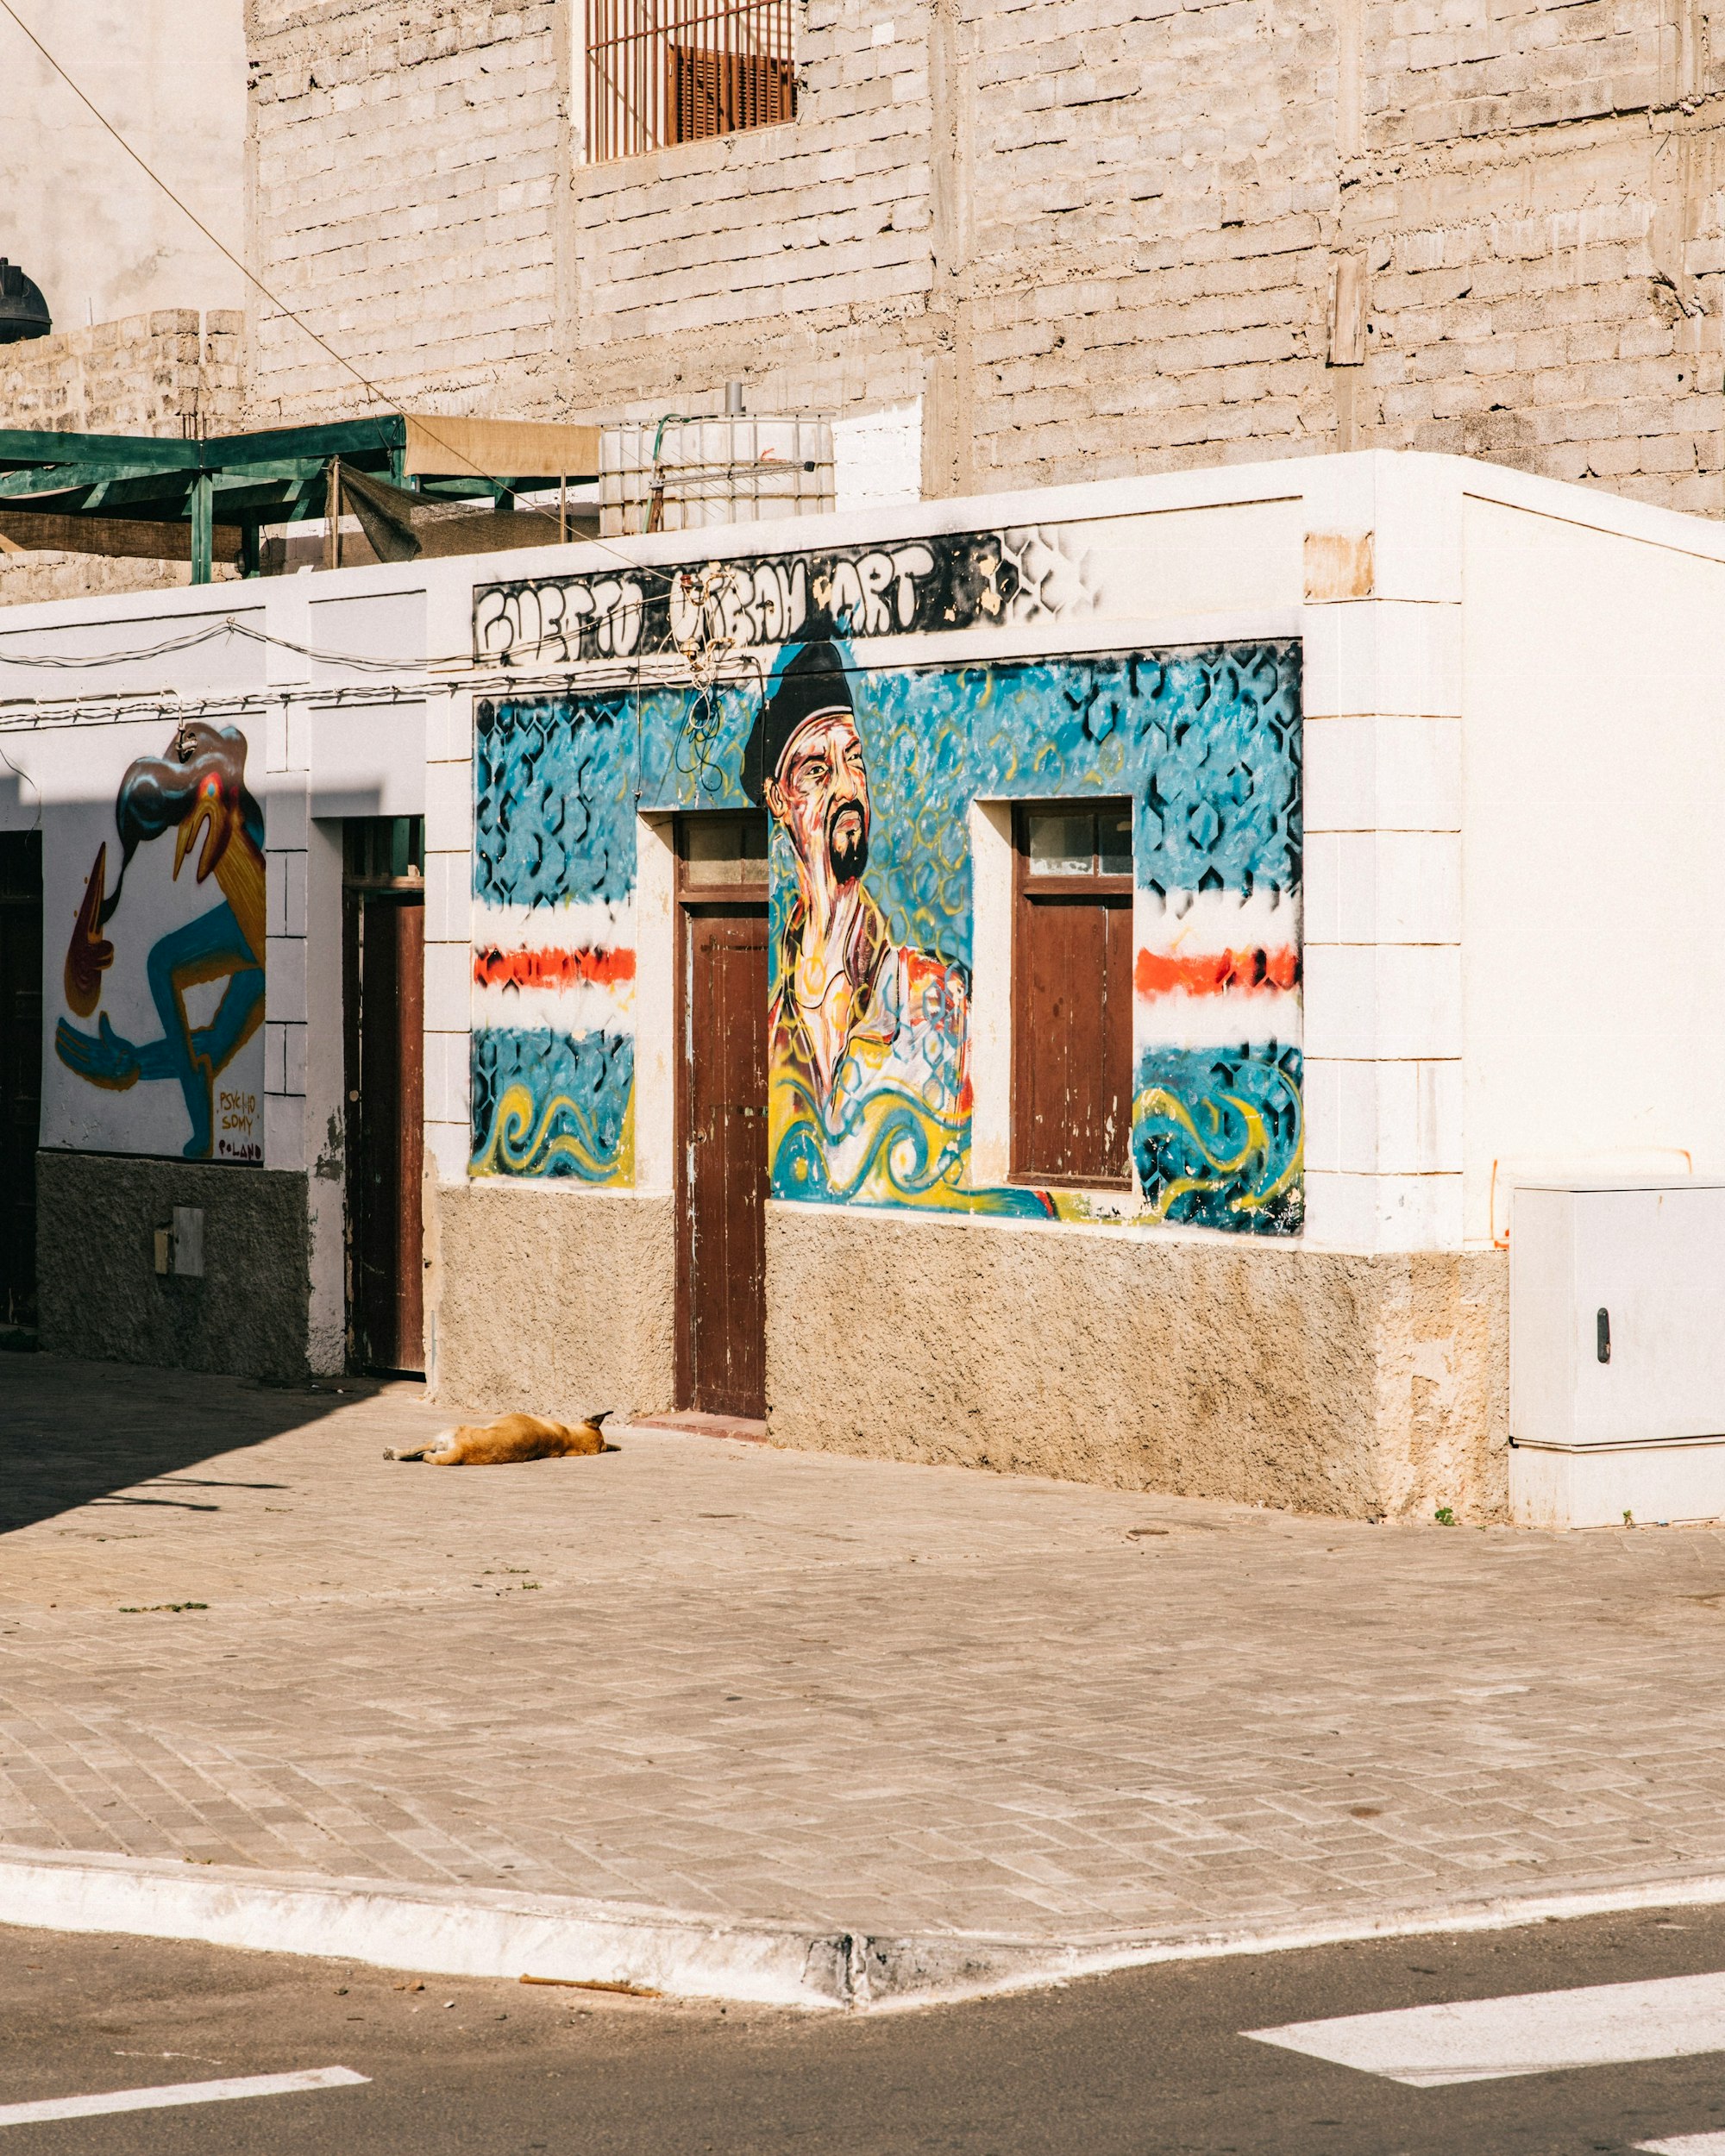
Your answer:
[469,636,1302,1234]
[472,525,1100,668]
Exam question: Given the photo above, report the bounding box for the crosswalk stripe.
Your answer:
[1246,1971,1725,2086]
[1636,2135,1725,2153]
[0,2065,367,2127]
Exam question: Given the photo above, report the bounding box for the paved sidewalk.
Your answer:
[5,1357,1725,1963]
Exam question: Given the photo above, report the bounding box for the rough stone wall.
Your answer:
[0,311,247,606]
[423,1180,1509,1520]
[565,0,935,431]
[431,1182,675,1422]
[765,1206,1513,1523]
[242,0,1725,517]
[35,1153,313,1384]
[242,0,932,430]
[1336,5,1725,512]
[958,0,1341,490]
[0,310,245,439]
[941,0,1725,508]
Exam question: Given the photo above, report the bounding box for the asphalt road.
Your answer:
[9,1908,1725,2153]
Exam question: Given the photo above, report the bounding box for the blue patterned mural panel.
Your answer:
[474,695,637,908]
[471,1026,635,1183]
[1132,1043,1304,1234]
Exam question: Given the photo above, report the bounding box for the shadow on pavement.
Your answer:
[0,1354,375,1535]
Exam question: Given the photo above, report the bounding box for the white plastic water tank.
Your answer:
[1509,1176,1725,1526]
[599,417,834,538]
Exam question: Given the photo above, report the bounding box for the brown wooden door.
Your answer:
[1014,894,1135,1186]
[0,833,41,1331]
[343,887,424,1375]
[678,905,768,1418]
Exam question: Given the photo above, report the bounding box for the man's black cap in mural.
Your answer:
[743,640,854,798]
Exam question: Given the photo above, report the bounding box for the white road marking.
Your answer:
[1639,2135,1725,2153]
[0,2065,367,2128]
[1247,1971,1725,2086]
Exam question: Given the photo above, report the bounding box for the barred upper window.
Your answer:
[584,0,797,162]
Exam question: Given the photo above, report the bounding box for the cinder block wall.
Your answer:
[243,0,1725,511]
[244,0,570,420]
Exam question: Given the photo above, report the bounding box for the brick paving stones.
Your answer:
[4,1355,1725,1945]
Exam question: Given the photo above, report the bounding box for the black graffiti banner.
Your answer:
[471,528,1069,665]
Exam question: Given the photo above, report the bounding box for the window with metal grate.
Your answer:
[585,0,797,162]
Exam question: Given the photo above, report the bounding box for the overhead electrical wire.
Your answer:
[0,616,432,674]
[0,0,698,598]
[0,0,823,761]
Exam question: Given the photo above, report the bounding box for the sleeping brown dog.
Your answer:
[385,1410,617,1465]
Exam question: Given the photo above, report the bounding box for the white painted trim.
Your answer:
[11,1839,1725,2015]
[968,800,1013,1190]
[803,612,1304,673]
[762,1195,1276,1250]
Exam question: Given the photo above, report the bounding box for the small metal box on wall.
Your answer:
[1509,1177,1725,1527]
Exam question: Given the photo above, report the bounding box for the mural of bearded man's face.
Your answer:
[766,710,872,897]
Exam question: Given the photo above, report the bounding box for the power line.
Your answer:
[0,0,687,592]
[0,0,410,439]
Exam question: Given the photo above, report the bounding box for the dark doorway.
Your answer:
[0,830,41,1333]
[675,816,768,1419]
[342,818,425,1376]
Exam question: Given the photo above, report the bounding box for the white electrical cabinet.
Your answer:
[1509,1176,1725,1526]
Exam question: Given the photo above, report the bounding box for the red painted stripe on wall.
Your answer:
[474,946,637,990]
[1135,946,1301,997]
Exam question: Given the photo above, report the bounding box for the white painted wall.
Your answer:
[832,403,924,514]
[15,452,1725,1270]
[0,569,434,1373]
[0,0,246,329]
[1459,496,1725,1245]
[1299,455,1465,1254]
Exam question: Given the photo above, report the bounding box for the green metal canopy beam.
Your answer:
[0,431,209,475]
[0,413,597,583]
[0,416,406,476]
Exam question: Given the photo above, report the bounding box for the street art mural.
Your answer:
[755,641,977,1214]
[470,694,637,1183]
[469,611,1302,1233]
[49,721,266,1163]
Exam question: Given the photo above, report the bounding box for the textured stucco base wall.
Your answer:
[432,1183,674,1422]
[764,1206,1509,1523]
[36,1151,311,1382]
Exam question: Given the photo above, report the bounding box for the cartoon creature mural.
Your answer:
[752,642,973,1209]
[55,722,267,1161]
